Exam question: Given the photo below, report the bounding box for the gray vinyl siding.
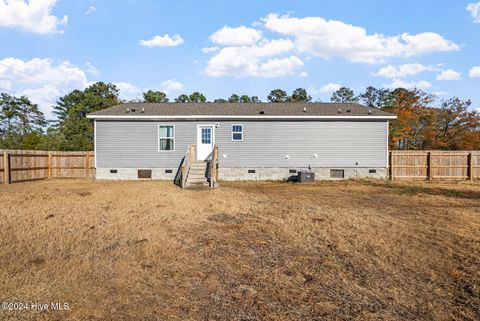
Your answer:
[95,120,388,168]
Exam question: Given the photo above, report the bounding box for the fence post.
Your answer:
[85,153,90,178]
[389,151,394,181]
[3,151,10,185]
[48,151,52,179]
[427,151,432,180]
[468,152,473,181]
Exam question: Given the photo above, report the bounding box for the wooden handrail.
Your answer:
[209,144,219,187]
[214,145,219,182]
[181,144,196,188]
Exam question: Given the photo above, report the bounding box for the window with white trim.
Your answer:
[159,125,175,151]
[232,124,243,141]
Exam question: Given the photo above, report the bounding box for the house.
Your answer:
[87,102,396,186]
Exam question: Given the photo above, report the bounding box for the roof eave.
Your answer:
[86,115,397,120]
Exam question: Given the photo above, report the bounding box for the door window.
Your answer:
[201,128,211,144]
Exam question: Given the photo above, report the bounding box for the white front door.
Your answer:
[196,125,214,161]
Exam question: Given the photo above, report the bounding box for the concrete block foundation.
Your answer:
[219,167,387,181]
[96,168,177,180]
[96,167,387,181]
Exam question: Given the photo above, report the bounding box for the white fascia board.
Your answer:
[86,115,397,120]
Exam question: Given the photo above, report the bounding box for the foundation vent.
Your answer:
[330,169,344,179]
[138,169,152,179]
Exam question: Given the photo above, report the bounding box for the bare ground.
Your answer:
[0,179,479,321]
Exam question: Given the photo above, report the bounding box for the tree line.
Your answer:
[142,88,312,103]
[1,82,479,151]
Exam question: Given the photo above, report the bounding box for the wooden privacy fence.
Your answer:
[1,150,94,184]
[390,150,480,180]
[1,149,479,184]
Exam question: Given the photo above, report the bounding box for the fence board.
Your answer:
[391,151,428,179]
[7,150,48,183]
[390,150,480,180]
[51,151,95,178]
[473,154,480,180]
[0,150,95,184]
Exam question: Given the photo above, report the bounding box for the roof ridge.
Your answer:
[87,101,396,118]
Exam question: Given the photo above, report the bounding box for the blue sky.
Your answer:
[1,0,480,117]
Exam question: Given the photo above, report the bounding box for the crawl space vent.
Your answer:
[330,169,344,179]
[138,169,152,179]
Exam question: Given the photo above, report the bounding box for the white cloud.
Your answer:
[320,82,342,93]
[467,2,480,23]
[258,56,303,77]
[374,63,431,78]
[307,83,342,97]
[115,80,184,101]
[469,65,480,77]
[385,79,432,90]
[262,13,459,64]
[299,71,308,77]
[203,13,458,78]
[0,57,89,116]
[86,5,96,15]
[209,26,262,46]
[201,46,219,53]
[115,82,140,100]
[139,34,184,47]
[85,61,98,75]
[0,57,87,88]
[436,69,460,81]
[432,91,449,97]
[0,79,12,90]
[18,84,61,112]
[0,0,68,34]
[160,79,183,93]
[204,38,303,77]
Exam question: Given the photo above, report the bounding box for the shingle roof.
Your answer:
[87,102,395,118]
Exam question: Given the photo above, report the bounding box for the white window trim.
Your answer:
[158,124,175,152]
[196,124,215,161]
[231,124,243,142]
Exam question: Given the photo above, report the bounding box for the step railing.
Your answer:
[181,144,196,188]
[208,144,219,188]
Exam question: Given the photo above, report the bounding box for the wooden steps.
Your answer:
[185,161,209,188]
[180,144,218,189]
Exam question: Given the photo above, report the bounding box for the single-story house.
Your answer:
[87,102,396,186]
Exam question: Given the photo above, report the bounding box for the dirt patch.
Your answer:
[0,179,479,320]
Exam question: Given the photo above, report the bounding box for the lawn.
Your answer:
[0,179,479,321]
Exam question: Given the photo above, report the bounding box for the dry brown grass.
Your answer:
[0,179,479,321]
